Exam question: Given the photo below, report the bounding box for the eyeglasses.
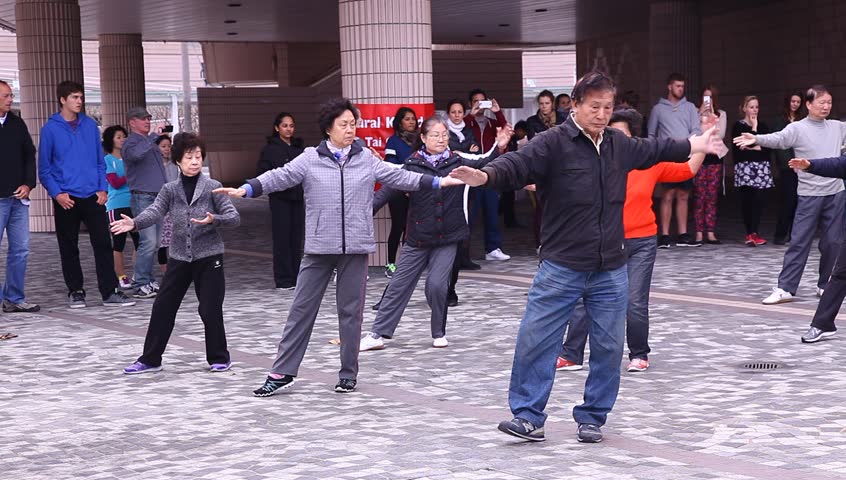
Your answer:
[425,133,449,140]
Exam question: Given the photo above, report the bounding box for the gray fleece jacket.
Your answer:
[133,173,240,262]
[648,97,701,139]
[754,117,846,196]
[246,140,436,255]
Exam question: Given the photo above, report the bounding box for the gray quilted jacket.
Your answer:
[246,140,436,254]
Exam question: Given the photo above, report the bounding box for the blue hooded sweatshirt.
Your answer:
[38,112,107,198]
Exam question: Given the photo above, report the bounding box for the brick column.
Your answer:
[15,0,84,232]
[99,33,146,127]
[648,0,701,105]
[339,0,433,266]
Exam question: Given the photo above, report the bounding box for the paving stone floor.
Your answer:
[2,196,846,479]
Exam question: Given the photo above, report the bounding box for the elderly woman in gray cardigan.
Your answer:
[112,133,240,375]
[215,98,465,395]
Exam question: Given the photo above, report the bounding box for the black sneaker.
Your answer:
[577,423,603,443]
[253,375,295,397]
[447,290,459,307]
[497,417,545,442]
[657,235,672,249]
[676,233,701,247]
[371,299,381,311]
[801,326,836,343]
[103,290,136,307]
[459,260,482,271]
[334,378,357,393]
[68,290,86,309]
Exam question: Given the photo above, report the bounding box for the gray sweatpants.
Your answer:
[777,192,845,294]
[269,253,367,380]
[371,243,458,339]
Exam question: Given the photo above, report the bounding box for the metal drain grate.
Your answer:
[738,361,785,372]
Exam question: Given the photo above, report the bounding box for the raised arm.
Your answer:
[793,154,846,179]
[132,186,172,230]
[245,149,311,197]
[457,132,549,191]
[210,183,241,227]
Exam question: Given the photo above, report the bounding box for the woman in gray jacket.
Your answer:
[214,98,465,395]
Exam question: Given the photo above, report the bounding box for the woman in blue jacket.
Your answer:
[383,107,419,279]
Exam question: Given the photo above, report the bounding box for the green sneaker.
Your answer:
[384,263,397,279]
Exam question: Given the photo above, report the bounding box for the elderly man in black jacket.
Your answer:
[451,71,724,444]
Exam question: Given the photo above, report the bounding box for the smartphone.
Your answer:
[478,100,493,109]
[162,125,174,133]
[702,95,711,106]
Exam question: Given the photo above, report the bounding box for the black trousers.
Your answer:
[812,234,846,332]
[387,195,409,264]
[739,186,766,235]
[500,190,517,226]
[53,195,118,300]
[138,254,229,367]
[269,196,304,288]
[775,168,799,241]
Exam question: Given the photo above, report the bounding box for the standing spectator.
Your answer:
[526,90,564,140]
[772,92,804,245]
[734,85,846,304]
[257,112,305,290]
[466,88,510,261]
[103,125,139,289]
[115,133,240,374]
[0,79,39,313]
[732,96,773,246]
[383,107,418,279]
[38,80,135,308]
[693,84,729,245]
[449,72,722,443]
[122,106,168,299]
[156,135,177,273]
[555,93,571,115]
[649,73,702,248]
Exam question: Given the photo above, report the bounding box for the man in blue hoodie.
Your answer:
[648,73,702,248]
[38,81,135,308]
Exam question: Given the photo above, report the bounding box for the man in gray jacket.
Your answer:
[648,73,701,248]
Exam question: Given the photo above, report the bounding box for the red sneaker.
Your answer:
[556,357,583,371]
[752,233,767,246]
[626,358,649,372]
[745,234,757,247]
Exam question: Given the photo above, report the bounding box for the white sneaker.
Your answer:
[762,287,793,305]
[485,248,511,261]
[359,332,385,351]
[817,287,825,298]
[432,337,449,348]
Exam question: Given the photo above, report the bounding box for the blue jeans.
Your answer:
[509,260,628,427]
[0,198,30,304]
[561,235,657,363]
[131,192,162,287]
[468,187,502,253]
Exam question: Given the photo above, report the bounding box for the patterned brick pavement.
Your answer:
[1,197,845,479]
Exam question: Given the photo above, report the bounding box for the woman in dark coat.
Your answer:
[257,112,305,289]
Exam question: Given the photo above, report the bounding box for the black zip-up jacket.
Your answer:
[0,112,37,198]
[447,126,479,153]
[525,110,566,140]
[257,136,305,201]
[481,116,691,271]
[374,147,498,248]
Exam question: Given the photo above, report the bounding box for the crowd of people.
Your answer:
[1,71,846,445]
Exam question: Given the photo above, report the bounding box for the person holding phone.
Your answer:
[692,84,728,245]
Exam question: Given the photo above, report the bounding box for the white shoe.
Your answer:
[485,248,511,261]
[359,332,385,351]
[817,287,825,298]
[762,287,793,305]
[432,337,449,348]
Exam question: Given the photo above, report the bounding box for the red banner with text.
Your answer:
[356,103,436,158]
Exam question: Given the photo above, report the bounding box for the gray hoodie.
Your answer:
[754,117,846,196]
[648,97,701,140]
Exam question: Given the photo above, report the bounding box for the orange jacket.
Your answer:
[625,162,694,239]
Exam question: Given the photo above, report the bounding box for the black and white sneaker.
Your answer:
[103,291,136,307]
[497,417,545,442]
[577,423,603,443]
[253,375,295,397]
[657,235,672,249]
[68,290,87,309]
[676,233,701,247]
[801,326,836,343]
[334,378,357,393]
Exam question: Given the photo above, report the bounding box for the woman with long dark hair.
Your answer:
[772,92,804,244]
[257,112,305,290]
[732,96,773,246]
[383,106,419,279]
[692,84,728,245]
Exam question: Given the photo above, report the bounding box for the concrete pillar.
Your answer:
[15,0,84,232]
[99,33,146,128]
[648,0,701,106]
[339,0,433,266]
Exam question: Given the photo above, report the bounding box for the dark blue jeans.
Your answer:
[0,198,30,304]
[468,187,502,253]
[561,235,657,364]
[508,260,628,427]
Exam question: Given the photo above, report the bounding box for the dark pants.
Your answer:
[269,197,304,288]
[449,244,461,296]
[775,168,799,242]
[739,186,766,235]
[53,195,118,300]
[138,254,229,367]
[469,187,502,253]
[561,236,657,364]
[500,190,517,226]
[387,195,409,264]
[811,234,846,332]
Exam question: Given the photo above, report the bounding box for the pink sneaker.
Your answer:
[626,358,649,372]
[556,357,583,371]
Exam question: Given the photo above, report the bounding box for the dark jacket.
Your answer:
[0,112,37,197]
[373,148,497,248]
[525,110,565,140]
[480,117,691,271]
[122,131,168,194]
[448,125,479,153]
[731,121,771,163]
[807,154,846,178]
[257,136,305,201]
[385,134,414,165]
